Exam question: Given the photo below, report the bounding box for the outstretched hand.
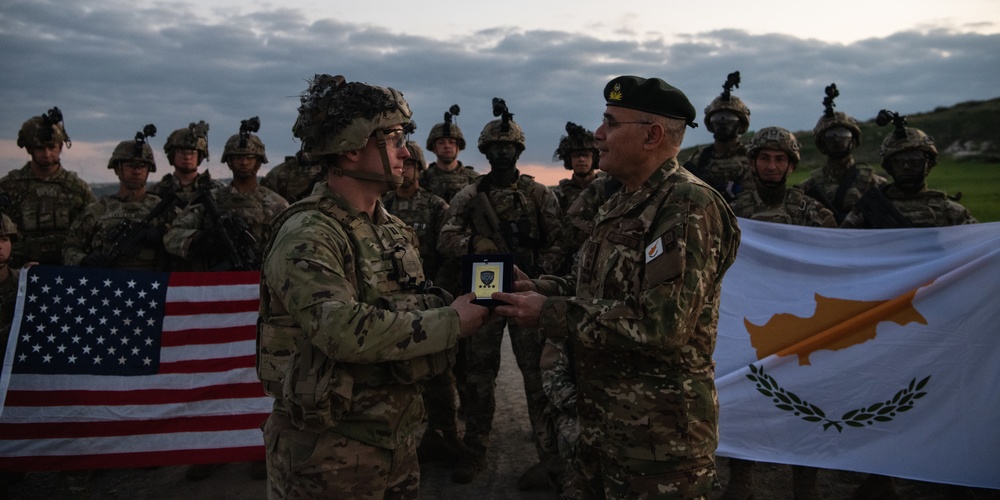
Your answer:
[491,290,546,328]
[450,292,490,338]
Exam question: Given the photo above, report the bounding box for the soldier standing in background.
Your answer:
[730,127,836,228]
[257,73,487,499]
[0,212,22,363]
[1,107,95,266]
[437,98,564,487]
[261,152,326,204]
[563,173,622,253]
[62,125,172,271]
[551,122,601,214]
[382,141,466,465]
[841,110,976,229]
[798,84,887,224]
[164,117,288,273]
[492,76,740,499]
[723,126,832,500]
[421,104,479,203]
[683,71,753,202]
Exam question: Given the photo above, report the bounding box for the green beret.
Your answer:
[604,75,698,127]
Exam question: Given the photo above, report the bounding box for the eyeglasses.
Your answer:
[174,149,198,157]
[888,157,927,170]
[601,115,652,129]
[375,128,408,148]
[120,161,150,170]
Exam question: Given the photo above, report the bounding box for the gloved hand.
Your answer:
[139,225,165,246]
[190,231,222,258]
[80,252,113,268]
[472,235,499,254]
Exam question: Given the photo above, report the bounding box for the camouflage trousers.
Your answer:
[574,443,718,499]
[263,411,420,500]
[421,365,460,434]
[461,317,549,459]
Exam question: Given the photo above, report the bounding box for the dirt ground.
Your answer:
[6,333,999,499]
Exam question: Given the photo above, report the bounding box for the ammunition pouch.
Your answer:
[256,320,300,398]
[282,338,355,432]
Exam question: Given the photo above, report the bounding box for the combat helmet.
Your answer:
[703,71,750,134]
[747,126,801,165]
[426,104,466,151]
[405,140,427,171]
[813,83,862,154]
[221,116,269,164]
[109,124,158,171]
[478,98,525,154]
[0,213,19,243]
[17,107,71,150]
[553,122,598,170]
[292,73,412,189]
[876,109,938,169]
[164,121,210,164]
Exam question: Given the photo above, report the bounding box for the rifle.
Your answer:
[469,192,513,254]
[197,190,259,271]
[855,187,913,229]
[104,192,176,261]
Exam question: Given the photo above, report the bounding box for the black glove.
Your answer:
[80,252,113,268]
[190,231,222,258]
[139,225,165,246]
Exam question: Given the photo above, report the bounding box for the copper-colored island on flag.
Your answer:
[0,267,270,472]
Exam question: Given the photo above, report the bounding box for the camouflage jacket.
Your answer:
[163,184,288,269]
[420,162,478,203]
[731,184,836,227]
[535,158,741,462]
[841,184,978,228]
[261,156,326,204]
[149,170,225,216]
[0,162,96,266]
[564,174,622,252]
[382,188,449,281]
[552,173,599,214]
[0,267,20,362]
[796,161,887,224]
[438,172,564,277]
[682,143,754,201]
[259,184,461,449]
[62,193,171,271]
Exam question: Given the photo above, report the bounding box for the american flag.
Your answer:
[0,266,271,472]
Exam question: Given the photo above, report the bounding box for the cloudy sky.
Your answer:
[1,0,998,186]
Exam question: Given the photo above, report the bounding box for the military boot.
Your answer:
[451,452,486,484]
[517,460,554,491]
[720,458,755,500]
[417,428,467,464]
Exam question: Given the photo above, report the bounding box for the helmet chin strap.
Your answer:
[327,129,403,191]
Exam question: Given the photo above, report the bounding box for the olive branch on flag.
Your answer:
[746,364,931,433]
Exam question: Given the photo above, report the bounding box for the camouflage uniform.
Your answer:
[438,171,564,469]
[261,155,326,204]
[682,143,753,202]
[552,177,589,216]
[420,162,478,203]
[163,184,288,270]
[149,170,225,210]
[797,163,886,224]
[62,194,172,270]
[260,185,460,499]
[535,159,740,499]
[382,189,449,283]
[0,163,95,266]
[841,186,976,228]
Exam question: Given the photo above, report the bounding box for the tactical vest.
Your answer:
[421,163,477,202]
[475,175,548,269]
[257,194,453,432]
[91,195,168,270]
[1,164,93,265]
[800,163,880,221]
[733,187,808,225]
[683,144,751,200]
[890,189,966,228]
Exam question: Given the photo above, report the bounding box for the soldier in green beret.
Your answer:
[493,75,741,499]
[256,74,488,499]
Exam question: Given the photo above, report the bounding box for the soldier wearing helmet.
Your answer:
[150,121,224,215]
[841,110,976,228]
[797,84,887,224]
[62,126,172,271]
[551,122,601,214]
[257,74,488,499]
[438,98,564,486]
[683,71,754,202]
[382,141,463,466]
[164,117,288,275]
[421,104,479,203]
[0,107,96,266]
[730,126,835,227]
